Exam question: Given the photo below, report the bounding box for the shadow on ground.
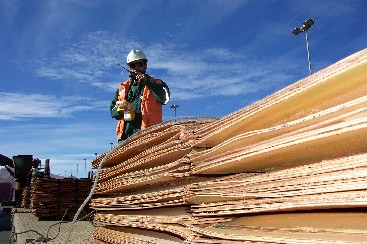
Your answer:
[0,208,12,244]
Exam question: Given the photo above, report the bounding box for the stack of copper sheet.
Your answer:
[189,153,367,215]
[91,48,367,243]
[20,186,31,208]
[29,177,93,219]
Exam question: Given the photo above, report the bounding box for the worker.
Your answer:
[110,49,170,143]
[26,158,41,185]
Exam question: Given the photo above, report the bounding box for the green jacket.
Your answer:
[110,75,170,142]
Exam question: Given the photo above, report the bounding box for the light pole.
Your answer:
[94,153,98,159]
[110,142,113,150]
[76,163,79,178]
[170,104,179,121]
[84,158,86,174]
[292,19,315,75]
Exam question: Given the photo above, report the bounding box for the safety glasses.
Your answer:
[128,61,145,69]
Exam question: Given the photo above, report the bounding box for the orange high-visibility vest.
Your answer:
[116,77,163,141]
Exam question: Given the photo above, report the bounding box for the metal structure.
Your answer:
[292,19,315,75]
[170,104,179,117]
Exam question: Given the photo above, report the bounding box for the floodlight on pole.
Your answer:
[292,19,315,75]
[170,104,179,121]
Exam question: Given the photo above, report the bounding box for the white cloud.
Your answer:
[32,30,302,102]
[0,92,108,121]
[0,121,115,177]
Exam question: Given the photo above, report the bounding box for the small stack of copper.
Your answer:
[28,177,93,220]
[20,186,31,208]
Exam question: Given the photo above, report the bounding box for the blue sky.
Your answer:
[1,0,366,178]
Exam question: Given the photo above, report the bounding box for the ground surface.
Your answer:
[11,208,95,243]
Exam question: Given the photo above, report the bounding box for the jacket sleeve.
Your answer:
[145,78,170,105]
[110,88,122,120]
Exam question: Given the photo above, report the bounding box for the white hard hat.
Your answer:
[126,49,147,64]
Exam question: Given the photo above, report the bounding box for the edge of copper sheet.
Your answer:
[195,48,367,148]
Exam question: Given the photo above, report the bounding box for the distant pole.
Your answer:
[292,19,315,75]
[94,153,98,159]
[170,104,179,121]
[76,164,79,178]
[110,142,113,150]
[305,30,312,75]
[84,158,86,174]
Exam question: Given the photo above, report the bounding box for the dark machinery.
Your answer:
[0,154,50,205]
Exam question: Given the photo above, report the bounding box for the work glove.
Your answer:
[111,101,135,121]
[111,105,122,120]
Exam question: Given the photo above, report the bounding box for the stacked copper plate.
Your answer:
[20,186,31,208]
[91,48,367,243]
[28,177,93,219]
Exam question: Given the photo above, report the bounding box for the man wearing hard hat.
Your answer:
[110,49,170,143]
